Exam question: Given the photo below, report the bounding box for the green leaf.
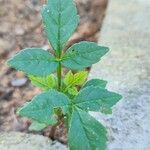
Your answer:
[41,0,79,51]
[29,120,48,131]
[68,108,107,150]
[82,79,107,89]
[74,86,122,113]
[73,71,88,86]
[7,48,58,76]
[62,41,109,70]
[64,71,74,86]
[17,90,69,124]
[68,87,78,96]
[64,70,88,87]
[29,75,56,90]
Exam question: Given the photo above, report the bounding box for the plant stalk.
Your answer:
[49,116,63,140]
[49,124,57,140]
[57,62,62,91]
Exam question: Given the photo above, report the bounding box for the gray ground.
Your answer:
[89,0,150,149]
[0,132,67,150]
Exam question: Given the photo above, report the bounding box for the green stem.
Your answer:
[56,1,62,91]
[57,62,62,91]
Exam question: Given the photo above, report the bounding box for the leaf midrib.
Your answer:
[62,49,105,64]
[11,58,56,62]
[57,0,62,51]
[76,109,93,149]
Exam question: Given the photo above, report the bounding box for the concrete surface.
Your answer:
[89,0,150,150]
[0,132,67,150]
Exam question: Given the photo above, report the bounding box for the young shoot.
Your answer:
[7,0,122,150]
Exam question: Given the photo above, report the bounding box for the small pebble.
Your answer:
[42,45,49,51]
[11,78,27,87]
[31,0,38,6]
[15,26,25,35]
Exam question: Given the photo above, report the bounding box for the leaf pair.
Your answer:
[17,79,122,149]
[64,71,88,87]
[7,42,109,77]
[63,70,88,95]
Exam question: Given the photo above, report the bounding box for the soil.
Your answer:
[0,0,108,143]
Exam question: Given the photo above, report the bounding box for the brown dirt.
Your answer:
[0,0,108,143]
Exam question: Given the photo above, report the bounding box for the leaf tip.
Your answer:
[6,58,13,66]
[104,46,110,54]
[16,107,21,116]
[118,93,123,100]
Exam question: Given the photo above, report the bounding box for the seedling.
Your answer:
[7,0,122,149]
